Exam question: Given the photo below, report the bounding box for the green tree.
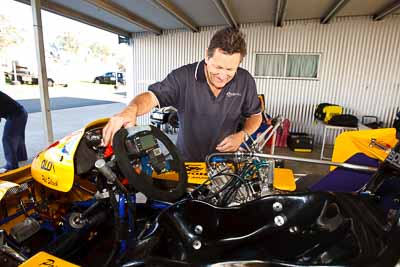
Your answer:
[88,42,111,63]
[48,32,80,64]
[0,15,24,54]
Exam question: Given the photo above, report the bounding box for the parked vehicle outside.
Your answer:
[4,65,58,87]
[93,72,125,85]
[4,65,32,84]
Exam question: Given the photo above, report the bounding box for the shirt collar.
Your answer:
[194,60,207,82]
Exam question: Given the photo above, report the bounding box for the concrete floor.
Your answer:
[274,146,333,177]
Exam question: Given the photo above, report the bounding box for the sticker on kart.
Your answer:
[18,251,80,267]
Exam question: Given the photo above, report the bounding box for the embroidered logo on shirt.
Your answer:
[226,92,241,97]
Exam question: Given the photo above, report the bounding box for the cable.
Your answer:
[103,184,120,267]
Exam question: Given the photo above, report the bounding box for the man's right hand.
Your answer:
[102,109,136,146]
[102,92,159,146]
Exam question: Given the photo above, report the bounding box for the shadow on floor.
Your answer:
[18,97,117,113]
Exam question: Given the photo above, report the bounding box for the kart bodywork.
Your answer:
[1,119,400,267]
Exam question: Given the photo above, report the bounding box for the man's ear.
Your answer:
[205,48,209,64]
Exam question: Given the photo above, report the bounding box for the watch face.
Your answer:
[242,131,249,142]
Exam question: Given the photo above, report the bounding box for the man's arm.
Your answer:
[216,113,262,152]
[102,92,159,146]
[242,113,263,138]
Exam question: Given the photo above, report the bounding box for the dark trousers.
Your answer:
[2,109,28,170]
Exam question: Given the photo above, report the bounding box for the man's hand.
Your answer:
[102,92,158,146]
[216,131,245,152]
[102,109,136,146]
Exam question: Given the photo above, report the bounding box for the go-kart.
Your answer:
[0,118,400,267]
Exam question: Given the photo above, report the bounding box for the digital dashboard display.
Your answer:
[139,134,156,150]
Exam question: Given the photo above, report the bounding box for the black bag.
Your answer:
[328,114,358,127]
[287,132,314,152]
[362,116,382,129]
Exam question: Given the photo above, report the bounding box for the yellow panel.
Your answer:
[19,251,80,267]
[155,162,296,191]
[153,162,209,184]
[0,165,32,184]
[31,118,109,192]
[331,128,397,171]
[273,168,296,191]
[31,128,85,192]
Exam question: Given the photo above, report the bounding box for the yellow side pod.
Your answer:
[331,128,397,171]
[31,118,109,192]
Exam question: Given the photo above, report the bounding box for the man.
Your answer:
[0,91,28,173]
[103,27,262,162]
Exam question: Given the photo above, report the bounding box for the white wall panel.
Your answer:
[131,15,400,144]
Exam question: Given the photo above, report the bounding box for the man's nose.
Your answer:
[217,72,228,80]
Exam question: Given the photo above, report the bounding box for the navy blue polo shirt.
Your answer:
[149,60,261,162]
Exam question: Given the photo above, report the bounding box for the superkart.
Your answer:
[0,117,400,267]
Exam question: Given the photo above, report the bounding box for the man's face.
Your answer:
[205,48,241,89]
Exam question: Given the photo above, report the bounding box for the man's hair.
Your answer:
[207,27,247,59]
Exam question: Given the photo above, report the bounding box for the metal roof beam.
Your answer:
[150,0,199,32]
[14,0,131,37]
[321,0,350,24]
[212,0,238,29]
[373,0,400,21]
[84,0,162,35]
[274,0,288,27]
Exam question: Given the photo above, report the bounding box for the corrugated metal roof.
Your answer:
[15,0,400,36]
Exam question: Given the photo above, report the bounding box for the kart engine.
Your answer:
[197,117,286,207]
[197,156,276,206]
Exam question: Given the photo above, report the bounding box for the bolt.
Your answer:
[272,202,283,212]
[192,240,202,250]
[274,215,287,227]
[194,225,203,235]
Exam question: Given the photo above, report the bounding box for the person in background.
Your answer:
[0,91,28,173]
[103,27,262,162]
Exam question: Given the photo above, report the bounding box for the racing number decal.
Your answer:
[40,160,59,186]
[41,159,55,173]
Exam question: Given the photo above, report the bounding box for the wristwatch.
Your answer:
[242,130,249,142]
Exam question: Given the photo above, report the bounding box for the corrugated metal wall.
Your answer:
[131,15,400,144]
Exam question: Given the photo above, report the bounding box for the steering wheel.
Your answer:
[113,125,187,202]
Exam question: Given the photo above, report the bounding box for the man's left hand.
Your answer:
[216,132,245,152]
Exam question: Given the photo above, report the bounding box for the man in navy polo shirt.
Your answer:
[103,27,262,162]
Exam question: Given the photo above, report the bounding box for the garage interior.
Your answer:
[1,0,400,266]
